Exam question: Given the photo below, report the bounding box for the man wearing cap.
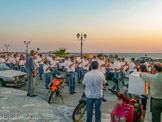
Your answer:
[140,63,162,122]
[97,53,109,102]
[76,56,83,83]
[25,50,37,97]
[67,56,76,94]
[129,58,137,74]
[43,60,51,89]
[64,56,70,85]
[144,58,152,73]
[50,56,58,74]
[38,54,44,80]
[19,56,26,72]
[0,55,5,63]
[5,53,12,69]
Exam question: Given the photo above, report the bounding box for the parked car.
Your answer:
[0,62,27,87]
[136,57,153,63]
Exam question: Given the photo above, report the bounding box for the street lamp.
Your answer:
[24,41,30,55]
[4,44,10,53]
[76,33,87,59]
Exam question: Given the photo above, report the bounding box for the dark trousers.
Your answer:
[152,98,162,122]
[86,98,102,122]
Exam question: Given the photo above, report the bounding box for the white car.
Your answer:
[0,62,27,87]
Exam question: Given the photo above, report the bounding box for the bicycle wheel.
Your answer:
[72,102,87,122]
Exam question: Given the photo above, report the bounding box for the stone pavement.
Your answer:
[0,87,72,122]
[0,71,152,122]
[0,87,113,122]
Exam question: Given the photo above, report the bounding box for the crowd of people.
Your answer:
[0,51,162,122]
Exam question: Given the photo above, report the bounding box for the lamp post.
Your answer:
[24,41,30,55]
[76,33,87,59]
[4,44,10,53]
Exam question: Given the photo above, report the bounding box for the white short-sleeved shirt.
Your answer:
[43,64,51,73]
[0,58,5,63]
[16,57,20,62]
[34,59,39,69]
[77,59,82,67]
[98,59,105,74]
[19,60,26,67]
[144,62,151,72]
[82,59,89,70]
[38,57,44,65]
[48,57,53,63]
[83,70,106,99]
[6,57,12,64]
[12,57,16,65]
[113,60,122,72]
[67,61,75,72]
[50,60,57,67]
[129,62,136,72]
[64,60,70,69]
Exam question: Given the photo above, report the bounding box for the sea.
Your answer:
[71,53,162,61]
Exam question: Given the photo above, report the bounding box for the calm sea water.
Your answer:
[71,53,162,60]
[104,53,162,59]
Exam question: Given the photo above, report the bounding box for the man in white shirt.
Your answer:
[129,58,137,74]
[97,54,109,74]
[76,56,83,83]
[47,54,53,63]
[5,53,12,69]
[82,56,90,75]
[83,61,106,122]
[112,55,125,91]
[50,56,58,74]
[43,60,51,89]
[67,56,76,94]
[0,55,5,63]
[144,58,152,73]
[38,54,44,80]
[19,56,26,72]
[64,56,70,85]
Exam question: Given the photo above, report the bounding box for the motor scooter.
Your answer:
[109,89,148,122]
[48,72,65,104]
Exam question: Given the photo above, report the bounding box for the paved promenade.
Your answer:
[0,72,152,122]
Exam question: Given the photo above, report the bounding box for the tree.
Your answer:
[54,48,70,57]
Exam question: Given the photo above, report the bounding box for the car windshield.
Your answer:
[0,62,10,71]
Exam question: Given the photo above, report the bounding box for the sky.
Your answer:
[0,0,162,53]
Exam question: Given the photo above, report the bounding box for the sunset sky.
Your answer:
[0,0,162,53]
